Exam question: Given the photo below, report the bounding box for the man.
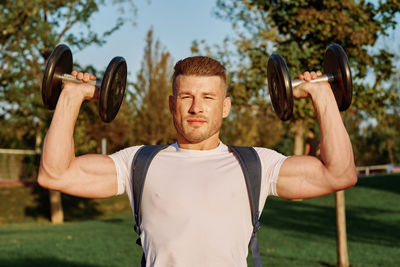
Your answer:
[38,56,357,266]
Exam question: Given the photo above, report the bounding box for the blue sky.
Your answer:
[73,0,233,80]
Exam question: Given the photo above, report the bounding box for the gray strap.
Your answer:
[132,144,169,235]
[131,144,169,267]
[250,233,263,267]
[229,145,263,267]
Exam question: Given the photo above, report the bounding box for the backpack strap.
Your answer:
[229,145,263,267]
[131,144,169,266]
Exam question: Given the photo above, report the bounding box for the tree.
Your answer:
[0,0,137,224]
[131,28,176,145]
[0,0,136,149]
[215,0,400,155]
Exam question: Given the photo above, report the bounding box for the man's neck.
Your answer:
[177,136,221,150]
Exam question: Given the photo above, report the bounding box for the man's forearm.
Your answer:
[40,89,84,180]
[312,85,356,184]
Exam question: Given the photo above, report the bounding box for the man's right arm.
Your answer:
[38,72,118,198]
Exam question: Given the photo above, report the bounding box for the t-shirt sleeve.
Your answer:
[255,147,287,198]
[108,145,142,195]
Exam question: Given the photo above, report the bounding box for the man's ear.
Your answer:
[222,96,231,118]
[169,95,174,114]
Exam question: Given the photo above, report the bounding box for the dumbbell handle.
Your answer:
[55,73,102,88]
[291,73,335,88]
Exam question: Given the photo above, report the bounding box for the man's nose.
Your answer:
[188,97,203,114]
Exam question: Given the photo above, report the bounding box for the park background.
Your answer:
[1,0,400,266]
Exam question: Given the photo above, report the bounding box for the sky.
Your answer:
[73,0,233,80]
[72,0,400,84]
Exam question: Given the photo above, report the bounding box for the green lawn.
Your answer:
[1,174,399,266]
[257,174,400,266]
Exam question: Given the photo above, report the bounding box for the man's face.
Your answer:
[169,75,231,144]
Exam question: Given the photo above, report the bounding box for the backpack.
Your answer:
[131,144,263,267]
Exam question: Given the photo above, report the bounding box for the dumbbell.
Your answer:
[42,44,127,122]
[267,44,352,121]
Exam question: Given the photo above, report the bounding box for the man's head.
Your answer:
[169,56,231,146]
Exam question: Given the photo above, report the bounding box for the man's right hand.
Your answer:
[62,71,98,101]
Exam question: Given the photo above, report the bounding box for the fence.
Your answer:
[356,164,400,176]
[0,149,40,183]
[0,139,108,185]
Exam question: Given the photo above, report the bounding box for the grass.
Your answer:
[1,174,399,266]
[257,174,400,266]
[0,214,142,267]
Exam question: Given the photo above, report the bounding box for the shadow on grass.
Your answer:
[262,192,400,247]
[259,253,335,267]
[0,258,100,267]
[261,198,337,241]
[24,185,103,221]
[356,174,400,194]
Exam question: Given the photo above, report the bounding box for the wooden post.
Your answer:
[49,190,64,224]
[101,137,107,155]
[335,190,349,267]
[293,120,305,156]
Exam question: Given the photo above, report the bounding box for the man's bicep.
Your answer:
[57,154,118,198]
[276,155,335,199]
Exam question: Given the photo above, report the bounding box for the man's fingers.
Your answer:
[83,72,91,82]
[303,71,311,81]
[299,71,322,81]
[74,72,94,83]
[310,71,318,79]
[76,72,84,80]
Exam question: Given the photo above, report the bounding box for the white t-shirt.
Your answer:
[109,142,287,267]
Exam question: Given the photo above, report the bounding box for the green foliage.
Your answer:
[0,0,136,149]
[131,28,176,145]
[214,0,400,159]
[216,0,399,116]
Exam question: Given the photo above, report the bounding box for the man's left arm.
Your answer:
[276,71,357,199]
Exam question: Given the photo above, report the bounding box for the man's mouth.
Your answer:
[187,118,206,125]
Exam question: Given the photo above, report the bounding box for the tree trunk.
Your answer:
[293,120,305,155]
[386,137,394,164]
[335,190,349,267]
[382,119,394,164]
[49,190,64,224]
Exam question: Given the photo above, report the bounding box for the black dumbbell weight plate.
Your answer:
[42,44,73,110]
[323,44,352,111]
[99,57,127,122]
[267,54,293,121]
